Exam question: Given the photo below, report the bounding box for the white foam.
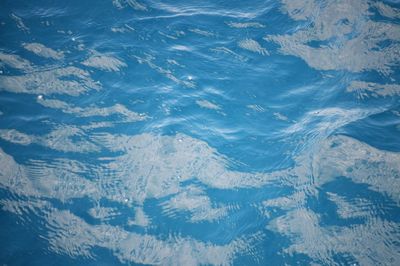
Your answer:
[188,28,214,37]
[210,46,248,62]
[134,55,195,88]
[82,54,127,72]
[238,39,268,55]
[0,65,101,96]
[10,13,29,33]
[37,98,147,122]
[196,99,221,110]
[226,21,265,28]
[23,43,64,60]
[273,112,289,121]
[246,104,266,112]
[347,81,400,99]
[266,0,400,74]
[160,185,227,222]
[112,0,147,11]
[0,126,100,153]
[128,207,150,226]
[268,207,400,265]
[0,52,33,71]
[170,45,192,52]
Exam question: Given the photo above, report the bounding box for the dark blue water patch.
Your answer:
[315,176,400,225]
[306,38,338,49]
[369,2,400,23]
[207,182,294,203]
[0,92,44,121]
[340,109,400,152]
[141,181,283,245]
[278,252,313,266]
[0,210,79,266]
[87,247,135,266]
[0,213,123,266]
[0,190,86,266]
[374,39,398,50]
[150,203,265,244]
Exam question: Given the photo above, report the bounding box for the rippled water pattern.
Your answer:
[1,0,400,265]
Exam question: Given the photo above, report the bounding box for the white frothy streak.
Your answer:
[23,43,64,60]
[37,98,147,122]
[227,21,265,28]
[10,13,29,33]
[266,0,400,74]
[82,54,127,72]
[196,99,221,110]
[113,0,147,11]
[0,52,33,71]
[0,66,100,96]
[238,39,268,55]
[347,81,400,99]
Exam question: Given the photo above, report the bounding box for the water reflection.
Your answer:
[0,0,399,264]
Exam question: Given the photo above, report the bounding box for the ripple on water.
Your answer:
[0,0,399,264]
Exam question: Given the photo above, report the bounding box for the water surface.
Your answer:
[1,0,400,265]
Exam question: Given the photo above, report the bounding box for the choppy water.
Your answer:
[1,0,400,265]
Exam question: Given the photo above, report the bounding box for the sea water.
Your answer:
[0,0,400,265]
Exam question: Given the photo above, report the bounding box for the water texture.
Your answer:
[0,0,400,265]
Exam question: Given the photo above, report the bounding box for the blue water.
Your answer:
[1,0,400,265]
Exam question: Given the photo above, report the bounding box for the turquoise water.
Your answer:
[1,0,400,265]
